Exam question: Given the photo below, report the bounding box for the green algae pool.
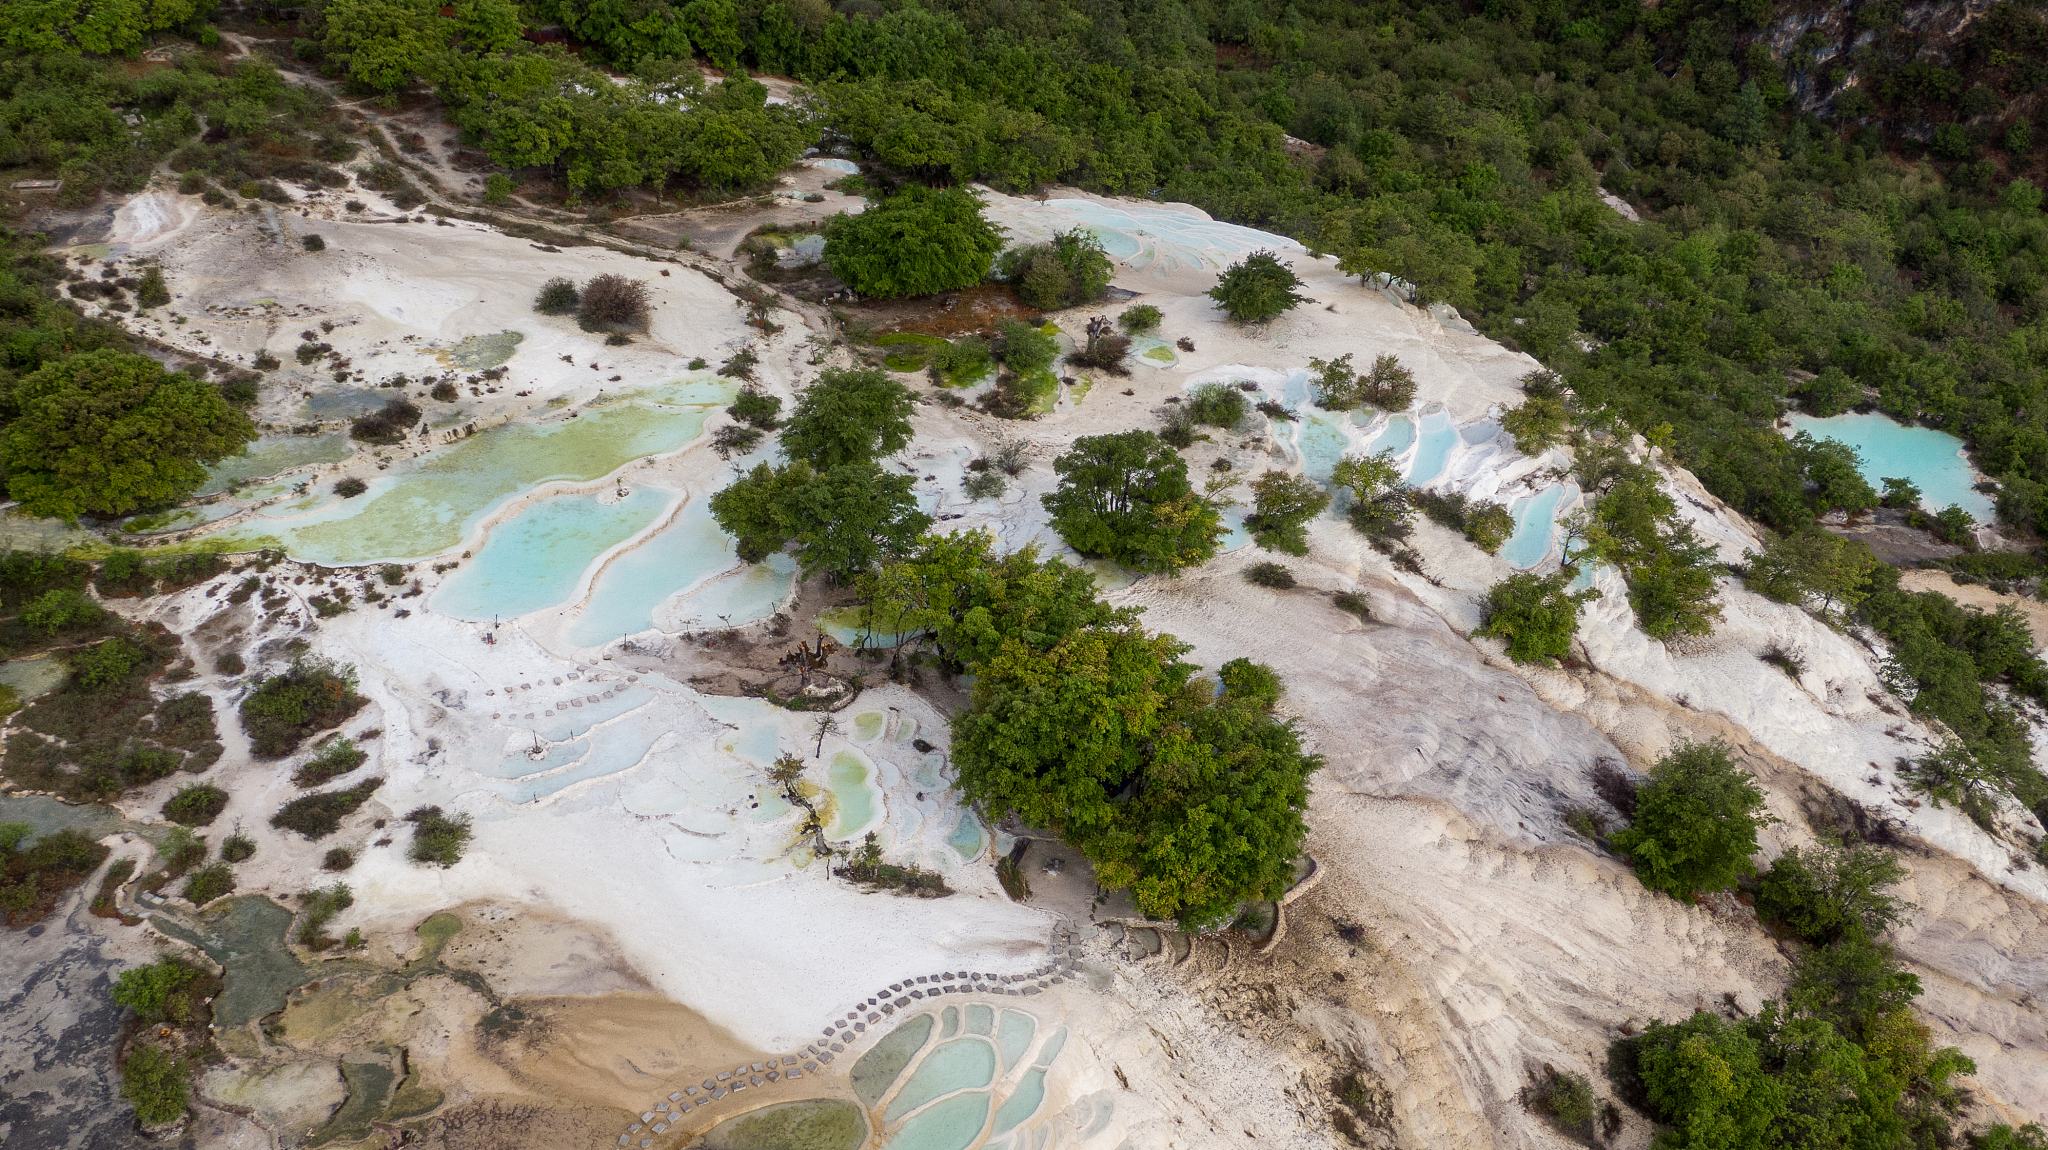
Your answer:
[213,380,732,564]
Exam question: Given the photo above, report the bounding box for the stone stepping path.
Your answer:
[612,928,1082,1147]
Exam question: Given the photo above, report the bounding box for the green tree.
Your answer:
[996,320,1058,377]
[1477,571,1594,665]
[0,0,197,54]
[1464,502,1514,554]
[780,461,932,581]
[1244,471,1330,556]
[823,187,1005,299]
[779,366,916,469]
[1609,741,1769,901]
[952,631,1319,926]
[1208,250,1308,322]
[3,351,256,521]
[20,588,101,634]
[112,960,199,1023]
[1502,394,1570,454]
[1743,528,1880,616]
[120,1045,189,1126]
[1756,837,1913,946]
[709,460,930,580]
[1003,228,1114,310]
[1043,431,1222,574]
[1792,434,1879,516]
[322,0,440,94]
[854,530,1136,669]
[1307,353,1358,408]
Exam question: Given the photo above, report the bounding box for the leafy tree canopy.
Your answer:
[709,460,931,581]
[824,186,1005,299]
[1609,740,1769,901]
[1042,430,1222,574]
[1477,570,1595,665]
[1,350,256,521]
[1207,250,1308,322]
[953,631,1318,927]
[779,366,916,470]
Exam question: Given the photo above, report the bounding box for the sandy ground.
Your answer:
[19,165,2048,1150]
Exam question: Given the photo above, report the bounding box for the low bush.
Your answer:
[1245,562,1296,589]
[1245,472,1331,556]
[163,785,228,826]
[1187,382,1248,428]
[577,274,650,330]
[728,389,782,429]
[334,477,367,498]
[296,882,354,949]
[120,1045,188,1126]
[112,959,199,1023]
[301,234,325,252]
[1478,572,1594,665]
[712,425,765,459]
[835,833,951,896]
[182,862,234,905]
[1,824,109,926]
[963,471,1006,501]
[350,398,421,444]
[214,652,246,675]
[405,805,473,867]
[322,847,355,871]
[429,380,458,402]
[73,638,143,689]
[534,277,579,315]
[1522,1065,1598,1143]
[240,658,367,758]
[1332,591,1371,619]
[292,738,366,787]
[220,832,256,863]
[1118,304,1162,332]
[271,778,383,840]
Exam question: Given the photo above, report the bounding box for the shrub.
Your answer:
[1001,228,1114,311]
[220,832,256,863]
[295,341,331,365]
[712,425,765,458]
[271,778,384,840]
[996,320,1058,377]
[1118,304,1162,332]
[333,477,367,498]
[1068,327,1131,372]
[1332,591,1370,618]
[405,805,473,867]
[1244,561,1296,589]
[1610,741,1769,900]
[136,266,170,308]
[483,173,512,203]
[1464,502,1514,554]
[21,588,102,634]
[350,398,422,444]
[120,1045,189,1126]
[1208,250,1308,322]
[73,638,143,688]
[296,882,354,948]
[240,659,368,758]
[322,847,355,871]
[1245,472,1331,555]
[1523,1065,1598,1143]
[930,336,993,386]
[577,274,650,329]
[728,389,782,429]
[292,738,366,787]
[1477,571,1594,665]
[112,959,198,1023]
[1357,355,1417,410]
[1755,837,1912,945]
[534,277,579,314]
[1187,382,1248,428]
[182,862,234,905]
[963,470,1006,501]
[429,380,458,402]
[301,234,325,252]
[163,785,229,826]
[780,367,916,469]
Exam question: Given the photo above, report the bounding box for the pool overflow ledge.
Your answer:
[613,925,1082,1146]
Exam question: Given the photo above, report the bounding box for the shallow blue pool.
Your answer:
[1406,411,1459,485]
[1785,412,1993,521]
[568,494,794,646]
[1367,415,1416,457]
[1498,484,1571,569]
[431,487,669,621]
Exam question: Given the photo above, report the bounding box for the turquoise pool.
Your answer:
[430,487,671,621]
[1406,410,1459,485]
[1498,484,1572,569]
[1785,412,1993,521]
[567,494,796,647]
